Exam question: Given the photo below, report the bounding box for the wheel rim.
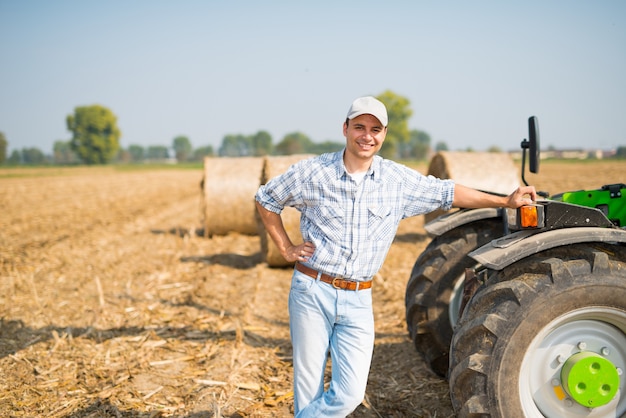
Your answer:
[448,273,465,327]
[519,308,626,417]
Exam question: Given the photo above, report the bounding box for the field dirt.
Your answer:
[1,159,624,418]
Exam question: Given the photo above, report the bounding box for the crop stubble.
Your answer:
[1,160,624,417]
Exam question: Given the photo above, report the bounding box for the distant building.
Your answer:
[509,148,617,160]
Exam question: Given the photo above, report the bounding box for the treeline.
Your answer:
[0,131,348,165]
[0,128,436,166]
[11,90,625,166]
[0,90,439,166]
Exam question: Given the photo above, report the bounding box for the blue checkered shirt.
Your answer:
[255,150,455,281]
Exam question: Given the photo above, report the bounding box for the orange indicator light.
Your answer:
[520,205,538,228]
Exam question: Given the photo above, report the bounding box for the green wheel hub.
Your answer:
[561,351,619,408]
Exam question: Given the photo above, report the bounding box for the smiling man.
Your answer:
[255,96,536,417]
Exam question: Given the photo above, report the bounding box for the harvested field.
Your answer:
[1,160,624,417]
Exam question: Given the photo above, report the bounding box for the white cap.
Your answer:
[346,96,388,127]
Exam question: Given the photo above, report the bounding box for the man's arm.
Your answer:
[255,201,315,263]
[453,184,537,209]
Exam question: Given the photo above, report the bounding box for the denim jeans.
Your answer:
[289,269,375,417]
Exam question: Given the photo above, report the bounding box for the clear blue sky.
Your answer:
[1,0,625,154]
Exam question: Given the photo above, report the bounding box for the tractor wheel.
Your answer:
[449,244,626,418]
[405,219,503,377]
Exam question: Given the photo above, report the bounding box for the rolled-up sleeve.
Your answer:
[399,167,456,218]
[255,183,283,214]
[255,164,302,214]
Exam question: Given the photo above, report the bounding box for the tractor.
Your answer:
[405,117,626,417]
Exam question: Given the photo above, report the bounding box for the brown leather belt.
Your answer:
[295,263,372,291]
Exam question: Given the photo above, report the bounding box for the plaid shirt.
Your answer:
[255,150,455,281]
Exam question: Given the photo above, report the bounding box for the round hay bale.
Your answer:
[202,156,265,236]
[258,154,315,268]
[425,151,520,222]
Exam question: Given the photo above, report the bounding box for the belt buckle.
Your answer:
[331,277,343,289]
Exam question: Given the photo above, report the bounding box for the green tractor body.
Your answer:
[555,184,626,227]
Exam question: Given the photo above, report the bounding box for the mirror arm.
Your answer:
[520,138,530,187]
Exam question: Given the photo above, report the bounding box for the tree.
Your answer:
[435,141,449,152]
[67,104,121,164]
[115,148,131,163]
[251,130,273,156]
[53,140,79,164]
[405,129,431,160]
[311,140,344,154]
[146,145,169,160]
[7,150,20,164]
[376,90,412,159]
[219,134,251,156]
[128,145,145,162]
[173,135,192,162]
[192,145,214,161]
[616,146,626,159]
[275,132,314,155]
[218,131,274,156]
[22,147,46,164]
[0,132,7,164]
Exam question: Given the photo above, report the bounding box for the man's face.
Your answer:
[343,114,387,160]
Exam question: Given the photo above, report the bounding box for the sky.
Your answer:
[1,0,625,154]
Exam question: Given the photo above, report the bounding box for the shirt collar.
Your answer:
[333,149,381,181]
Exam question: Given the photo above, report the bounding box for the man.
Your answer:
[255,96,537,417]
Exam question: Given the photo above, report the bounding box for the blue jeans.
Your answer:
[289,269,375,417]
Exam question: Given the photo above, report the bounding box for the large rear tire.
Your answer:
[449,244,626,418]
[405,219,503,377]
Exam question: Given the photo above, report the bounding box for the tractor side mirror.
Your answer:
[521,116,540,187]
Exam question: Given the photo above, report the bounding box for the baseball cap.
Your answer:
[346,96,388,127]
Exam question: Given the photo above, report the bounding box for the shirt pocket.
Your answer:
[311,205,345,243]
[367,206,395,241]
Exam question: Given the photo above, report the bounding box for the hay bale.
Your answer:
[425,151,520,222]
[258,155,315,268]
[427,151,520,193]
[202,156,265,236]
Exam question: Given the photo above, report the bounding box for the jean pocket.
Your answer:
[291,270,314,293]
